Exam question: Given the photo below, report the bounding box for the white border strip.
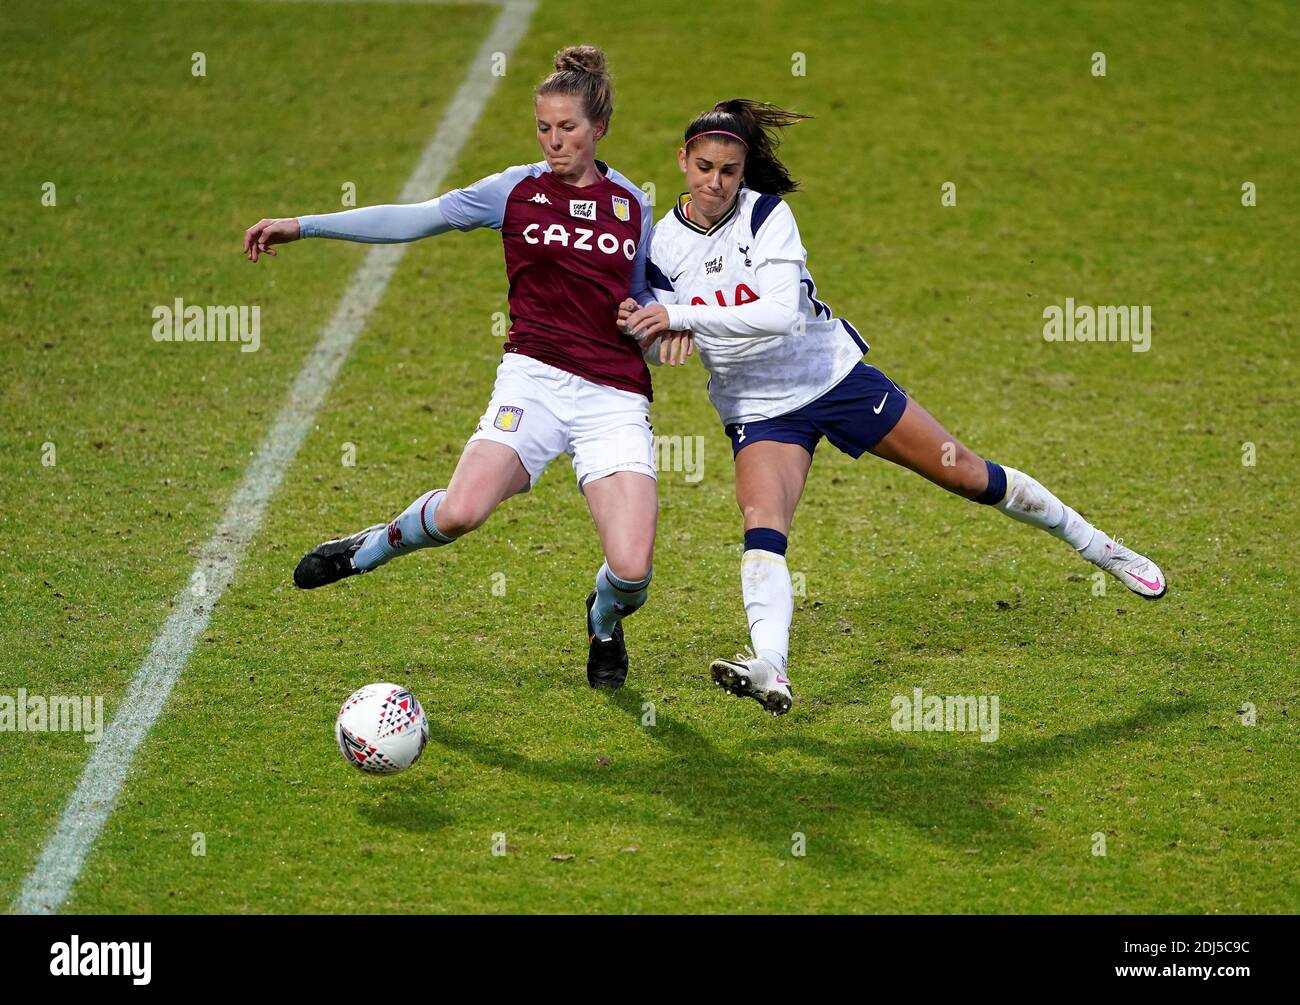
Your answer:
[15,0,537,915]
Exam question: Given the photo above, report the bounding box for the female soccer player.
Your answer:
[622,99,1168,716]
[244,47,665,689]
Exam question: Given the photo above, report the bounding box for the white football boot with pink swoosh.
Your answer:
[1084,533,1168,599]
[710,655,793,716]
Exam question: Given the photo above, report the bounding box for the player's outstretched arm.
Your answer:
[295,200,452,246]
[248,166,536,259]
[242,196,465,262]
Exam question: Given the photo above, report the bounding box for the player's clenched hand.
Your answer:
[617,297,639,334]
[243,218,301,262]
[626,303,672,342]
[658,330,693,367]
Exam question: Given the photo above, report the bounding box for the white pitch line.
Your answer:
[14,0,537,915]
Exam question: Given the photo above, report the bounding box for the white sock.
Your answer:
[995,467,1099,554]
[742,549,792,675]
[591,562,651,641]
[353,489,456,572]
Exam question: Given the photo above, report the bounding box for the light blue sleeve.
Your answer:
[630,194,656,308]
[438,164,537,231]
[637,221,675,365]
[609,180,655,308]
[644,222,676,306]
[297,163,538,244]
[298,200,452,244]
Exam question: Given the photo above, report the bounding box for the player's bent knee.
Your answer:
[435,494,493,537]
[605,551,653,585]
[741,501,788,532]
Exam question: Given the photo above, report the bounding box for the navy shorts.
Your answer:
[724,363,908,458]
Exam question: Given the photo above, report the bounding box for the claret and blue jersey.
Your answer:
[439,160,654,398]
[301,159,655,399]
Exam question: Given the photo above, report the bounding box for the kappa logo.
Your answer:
[494,405,524,432]
[611,195,630,221]
[529,192,551,205]
[569,199,596,220]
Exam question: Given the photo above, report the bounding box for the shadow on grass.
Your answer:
[357,780,456,832]
[409,686,1202,872]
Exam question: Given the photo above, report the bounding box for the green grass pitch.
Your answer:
[2,0,1297,913]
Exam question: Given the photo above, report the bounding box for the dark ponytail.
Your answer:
[683,98,811,195]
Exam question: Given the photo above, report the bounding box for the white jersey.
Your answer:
[646,188,868,425]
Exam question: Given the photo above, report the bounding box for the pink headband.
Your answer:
[689,129,748,148]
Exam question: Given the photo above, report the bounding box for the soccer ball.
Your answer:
[335,683,429,775]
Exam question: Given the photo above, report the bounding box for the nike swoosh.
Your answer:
[872,393,889,415]
[1129,571,1163,591]
[671,271,684,283]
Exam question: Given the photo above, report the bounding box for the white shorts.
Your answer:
[468,353,657,491]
